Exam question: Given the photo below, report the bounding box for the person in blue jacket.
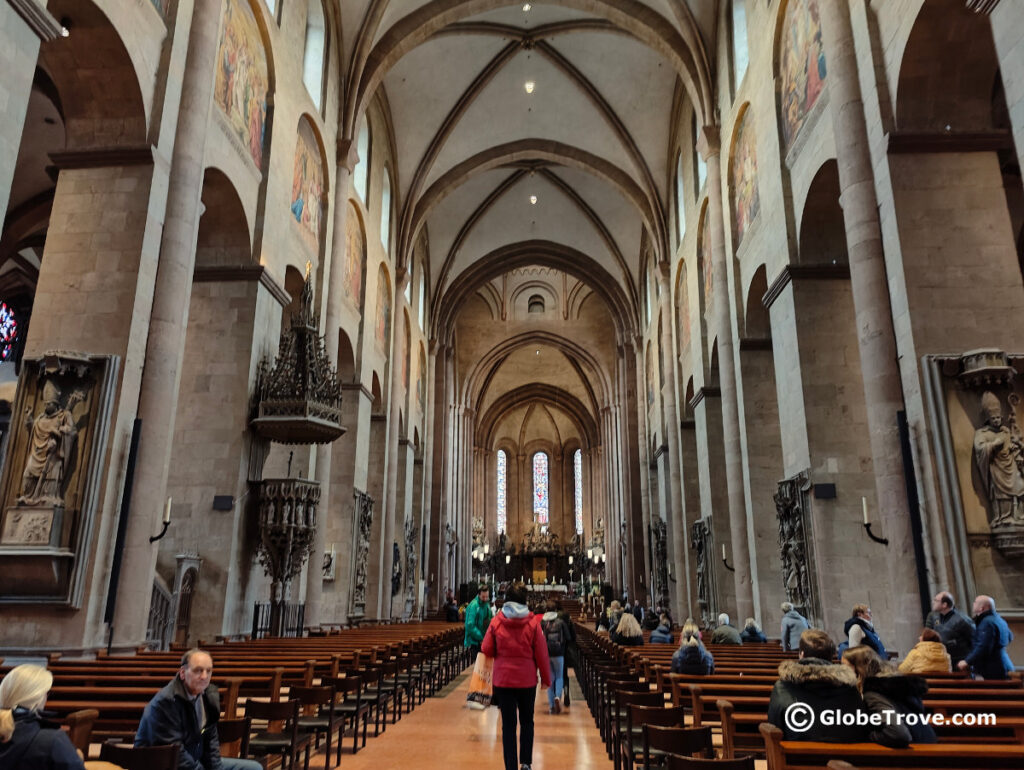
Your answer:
[958,595,1015,679]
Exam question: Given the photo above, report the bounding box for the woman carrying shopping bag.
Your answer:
[481,582,551,770]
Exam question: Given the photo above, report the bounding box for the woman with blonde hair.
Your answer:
[0,664,85,769]
[670,618,715,674]
[842,646,936,747]
[610,611,644,646]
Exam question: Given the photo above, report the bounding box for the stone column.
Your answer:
[633,346,652,599]
[381,273,409,618]
[696,127,754,622]
[0,0,60,220]
[657,268,691,623]
[820,0,921,646]
[305,140,357,626]
[112,0,225,646]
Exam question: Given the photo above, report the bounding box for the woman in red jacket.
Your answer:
[481,582,552,770]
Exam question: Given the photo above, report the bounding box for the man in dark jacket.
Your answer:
[135,649,261,770]
[767,629,867,742]
[710,613,742,644]
[958,595,1015,680]
[925,591,975,666]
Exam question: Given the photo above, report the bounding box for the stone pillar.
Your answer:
[112,0,224,646]
[657,268,691,623]
[0,0,60,220]
[381,272,409,618]
[696,127,754,622]
[633,345,652,600]
[305,141,357,627]
[820,0,921,647]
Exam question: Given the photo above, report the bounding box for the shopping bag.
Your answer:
[465,652,493,709]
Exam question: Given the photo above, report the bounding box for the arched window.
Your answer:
[693,113,707,194]
[573,449,583,535]
[417,272,426,327]
[380,169,392,253]
[731,0,749,95]
[532,452,549,525]
[354,120,369,202]
[496,449,508,534]
[528,294,545,313]
[302,0,327,110]
[675,153,686,245]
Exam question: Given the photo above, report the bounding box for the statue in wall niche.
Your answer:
[19,380,84,505]
[391,542,402,597]
[973,391,1024,528]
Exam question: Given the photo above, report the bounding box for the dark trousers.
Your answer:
[493,685,535,770]
[562,659,571,705]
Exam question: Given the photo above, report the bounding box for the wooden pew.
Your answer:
[759,722,1024,769]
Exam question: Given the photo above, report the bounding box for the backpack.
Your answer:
[543,618,566,657]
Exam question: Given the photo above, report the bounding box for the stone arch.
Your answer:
[797,160,847,265]
[40,0,147,149]
[196,168,252,268]
[743,263,771,341]
[337,329,356,382]
[477,384,599,450]
[371,370,384,414]
[896,0,1001,133]
[509,280,559,319]
[435,241,638,344]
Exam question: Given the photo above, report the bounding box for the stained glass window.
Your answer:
[573,449,583,535]
[496,449,507,534]
[532,452,549,525]
[0,303,18,361]
[731,0,749,94]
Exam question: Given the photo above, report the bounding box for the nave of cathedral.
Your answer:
[1,0,1024,764]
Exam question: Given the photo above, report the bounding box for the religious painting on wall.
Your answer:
[344,203,365,309]
[731,106,761,247]
[375,266,392,353]
[678,263,691,352]
[699,206,713,310]
[779,0,827,151]
[290,119,325,256]
[417,344,426,414]
[923,350,1024,618]
[646,343,656,408]
[213,0,269,170]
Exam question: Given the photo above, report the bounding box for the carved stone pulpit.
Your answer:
[255,478,320,636]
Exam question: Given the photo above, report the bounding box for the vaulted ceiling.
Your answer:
[337,1,718,336]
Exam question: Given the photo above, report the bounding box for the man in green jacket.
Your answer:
[464,584,493,657]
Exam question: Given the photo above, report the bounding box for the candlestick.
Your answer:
[722,543,726,560]
[163,497,172,525]
[862,497,869,525]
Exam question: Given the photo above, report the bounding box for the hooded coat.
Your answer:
[781,609,810,652]
[861,675,937,748]
[964,608,1015,680]
[481,601,552,689]
[740,625,767,644]
[897,641,951,675]
[670,642,714,675]
[649,623,674,644]
[0,709,84,770]
[766,658,866,742]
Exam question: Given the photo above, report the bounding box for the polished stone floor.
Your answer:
[305,670,612,769]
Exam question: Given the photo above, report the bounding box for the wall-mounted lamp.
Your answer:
[150,497,172,543]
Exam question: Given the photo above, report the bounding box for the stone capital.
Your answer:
[337,138,359,172]
[696,125,721,162]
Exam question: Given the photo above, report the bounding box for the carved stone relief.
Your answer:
[652,518,669,611]
[774,470,820,625]
[690,517,714,626]
[0,351,119,606]
[404,516,418,616]
[348,490,374,619]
